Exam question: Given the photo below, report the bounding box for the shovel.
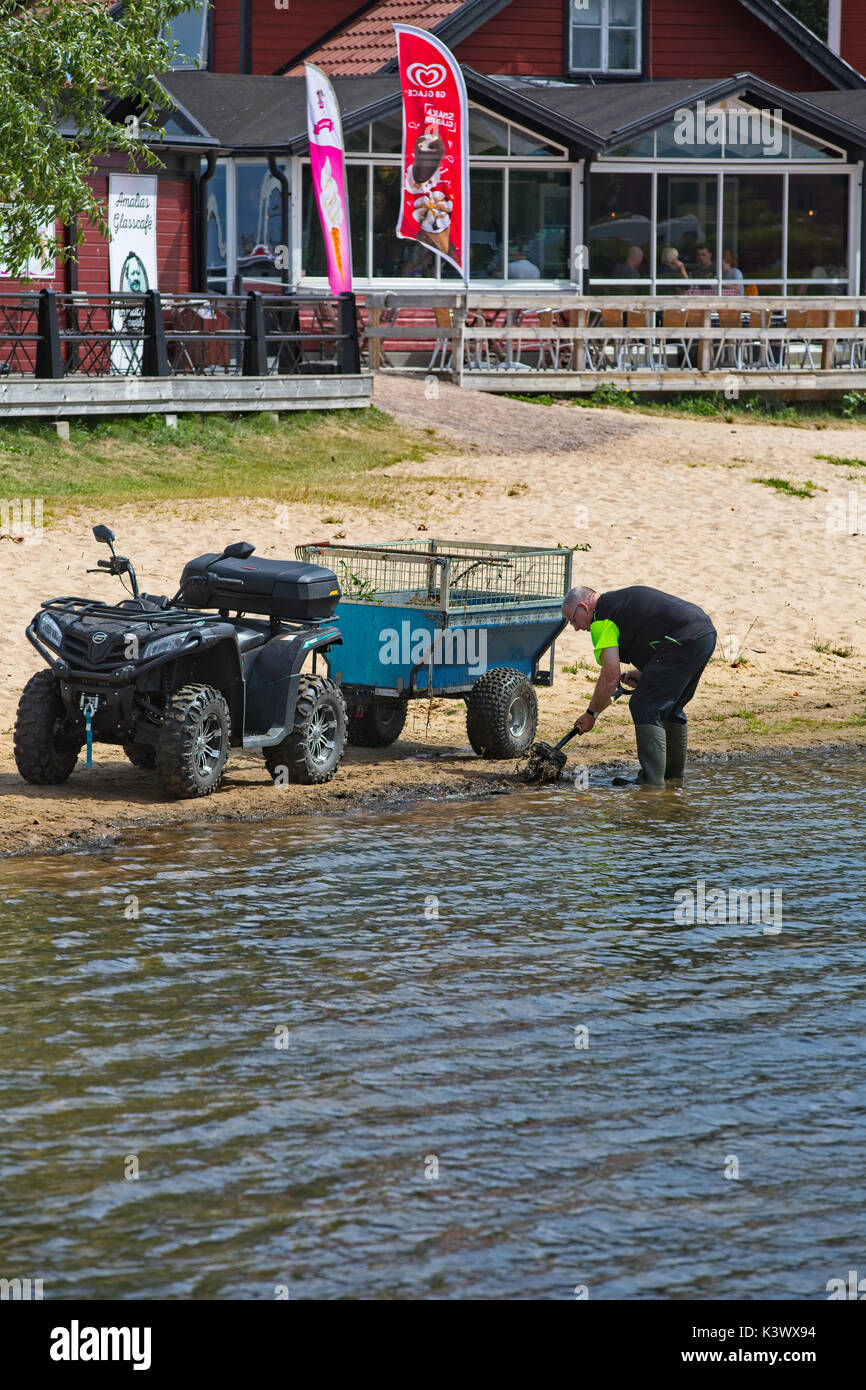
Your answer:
[523,678,634,784]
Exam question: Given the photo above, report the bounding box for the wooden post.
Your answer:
[821,305,836,373]
[698,306,711,373]
[370,307,381,371]
[575,308,585,372]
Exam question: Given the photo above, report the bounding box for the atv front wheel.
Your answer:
[123,742,156,770]
[264,675,346,785]
[466,667,537,759]
[14,669,83,784]
[155,684,230,799]
[346,697,408,748]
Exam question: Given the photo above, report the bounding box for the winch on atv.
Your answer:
[14,525,347,799]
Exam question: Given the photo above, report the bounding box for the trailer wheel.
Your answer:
[466,667,537,759]
[264,675,347,785]
[14,669,83,784]
[346,698,408,748]
[123,742,156,769]
[155,684,230,799]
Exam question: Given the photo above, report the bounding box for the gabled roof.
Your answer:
[740,1,865,90]
[278,0,866,91]
[520,72,866,151]
[159,69,866,159]
[281,0,518,77]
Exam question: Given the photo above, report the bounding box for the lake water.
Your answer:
[0,749,863,1300]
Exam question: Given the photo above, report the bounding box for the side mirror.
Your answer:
[221,541,255,559]
[93,525,115,545]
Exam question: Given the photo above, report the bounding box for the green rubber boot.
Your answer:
[612,724,668,787]
[663,720,688,780]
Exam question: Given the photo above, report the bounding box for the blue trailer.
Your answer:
[295,539,573,757]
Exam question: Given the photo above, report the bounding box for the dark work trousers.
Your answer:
[628,629,717,727]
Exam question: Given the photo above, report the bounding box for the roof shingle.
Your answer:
[285,0,463,76]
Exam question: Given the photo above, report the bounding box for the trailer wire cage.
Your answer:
[295,539,573,617]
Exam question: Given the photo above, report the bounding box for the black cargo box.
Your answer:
[179,553,341,619]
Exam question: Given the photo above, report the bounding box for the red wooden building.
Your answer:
[5,0,866,298]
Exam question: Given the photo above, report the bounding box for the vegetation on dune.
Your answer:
[0,408,445,510]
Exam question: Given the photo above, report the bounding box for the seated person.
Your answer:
[507,241,541,279]
[722,248,743,285]
[658,245,689,288]
[692,243,716,281]
[611,245,645,279]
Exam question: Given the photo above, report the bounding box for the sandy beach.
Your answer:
[1,375,864,857]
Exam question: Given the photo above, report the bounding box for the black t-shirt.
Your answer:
[592,586,714,668]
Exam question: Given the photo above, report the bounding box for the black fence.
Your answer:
[0,290,362,379]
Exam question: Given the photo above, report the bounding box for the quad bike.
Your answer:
[14,525,346,799]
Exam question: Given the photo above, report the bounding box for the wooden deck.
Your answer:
[0,372,373,419]
[363,293,866,393]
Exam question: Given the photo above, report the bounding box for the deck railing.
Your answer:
[361,293,866,390]
[0,289,362,379]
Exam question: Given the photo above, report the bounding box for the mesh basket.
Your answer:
[295,539,573,615]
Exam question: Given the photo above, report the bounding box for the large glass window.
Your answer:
[204,159,227,294]
[469,169,505,277]
[570,0,642,76]
[236,161,285,284]
[166,1,208,70]
[302,164,366,278]
[589,171,652,289]
[509,170,571,280]
[590,165,852,293]
[371,165,404,277]
[788,174,849,291]
[657,173,718,285]
[722,175,783,287]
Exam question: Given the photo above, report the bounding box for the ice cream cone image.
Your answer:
[330,225,344,281]
[413,189,454,258]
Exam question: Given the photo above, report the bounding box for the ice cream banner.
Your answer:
[305,63,352,294]
[394,23,469,282]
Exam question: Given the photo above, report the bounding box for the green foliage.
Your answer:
[841,391,866,418]
[751,476,820,498]
[0,0,193,274]
[781,1,828,39]
[586,384,634,408]
[0,407,437,508]
[815,454,866,468]
[812,639,854,657]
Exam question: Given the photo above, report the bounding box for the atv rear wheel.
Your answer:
[264,675,346,785]
[155,684,230,799]
[346,697,408,748]
[466,667,537,759]
[123,742,156,769]
[14,669,83,784]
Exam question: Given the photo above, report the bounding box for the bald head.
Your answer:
[563,585,599,631]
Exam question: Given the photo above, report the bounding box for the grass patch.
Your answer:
[751,476,821,499]
[0,407,443,510]
[813,639,855,658]
[815,454,866,468]
[561,660,597,674]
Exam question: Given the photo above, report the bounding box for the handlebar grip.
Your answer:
[97,559,112,569]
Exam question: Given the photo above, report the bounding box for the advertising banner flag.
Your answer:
[393,23,469,282]
[305,62,353,294]
[108,174,158,374]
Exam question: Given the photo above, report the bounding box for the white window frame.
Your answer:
[295,104,577,290]
[590,161,858,294]
[569,0,642,78]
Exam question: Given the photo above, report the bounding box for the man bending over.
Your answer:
[562,584,717,787]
